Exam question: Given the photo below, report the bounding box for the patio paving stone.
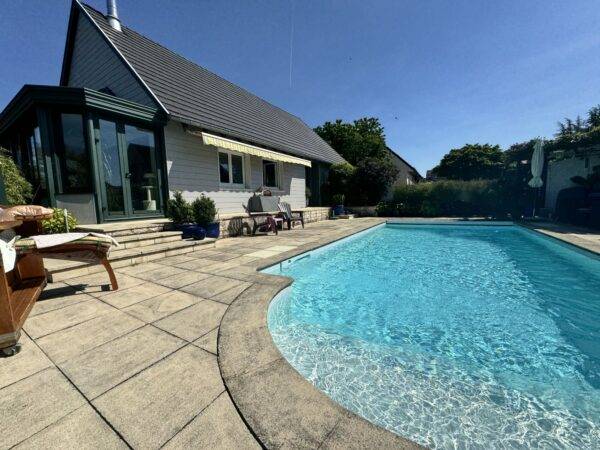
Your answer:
[180,274,246,298]
[93,345,224,449]
[153,270,211,289]
[128,264,188,281]
[163,392,259,449]
[116,262,164,276]
[154,300,227,342]
[0,334,52,389]
[98,282,172,309]
[0,368,86,449]
[123,290,201,323]
[65,273,144,296]
[30,284,91,317]
[60,325,185,399]
[36,310,144,363]
[24,299,115,339]
[14,405,127,450]
[155,254,196,265]
[209,280,252,305]
[193,327,219,355]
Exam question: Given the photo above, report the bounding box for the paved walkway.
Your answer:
[1,218,384,449]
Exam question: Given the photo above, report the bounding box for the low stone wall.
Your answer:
[218,207,332,238]
[347,206,377,217]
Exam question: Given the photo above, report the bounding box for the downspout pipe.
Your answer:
[106,0,122,31]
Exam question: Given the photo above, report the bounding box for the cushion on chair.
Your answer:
[14,235,114,253]
[0,208,23,230]
[6,205,54,221]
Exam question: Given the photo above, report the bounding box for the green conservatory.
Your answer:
[0,85,168,223]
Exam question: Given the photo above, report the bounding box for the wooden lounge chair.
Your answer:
[277,202,305,230]
[0,207,118,356]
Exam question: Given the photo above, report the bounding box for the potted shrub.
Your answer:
[166,191,205,240]
[192,194,220,238]
[332,194,345,216]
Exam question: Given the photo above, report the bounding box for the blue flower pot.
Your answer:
[175,223,206,240]
[204,222,221,238]
[333,205,345,216]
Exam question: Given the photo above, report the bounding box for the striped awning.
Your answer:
[200,132,311,167]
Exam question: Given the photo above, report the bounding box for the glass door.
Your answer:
[98,119,127,217]
[96,118,162,220]
[123,125,160,213]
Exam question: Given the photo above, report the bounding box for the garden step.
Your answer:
[113,231,183,249]
[75,218,172,238]
[45,238,216,283]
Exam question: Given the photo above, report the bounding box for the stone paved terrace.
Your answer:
[1,217,412,450]
[2,218,598,449]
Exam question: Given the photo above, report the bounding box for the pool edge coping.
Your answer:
[217,218,423,449]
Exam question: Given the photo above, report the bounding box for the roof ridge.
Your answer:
[80,2,307,124]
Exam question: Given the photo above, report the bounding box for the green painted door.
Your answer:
[96,118,162,220]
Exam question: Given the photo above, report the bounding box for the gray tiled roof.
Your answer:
[80,3,344,164]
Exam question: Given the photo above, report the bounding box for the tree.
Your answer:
[431,144,504,181]
[588,105,600,129]
[314,117,388,165]
[351,157,398,204]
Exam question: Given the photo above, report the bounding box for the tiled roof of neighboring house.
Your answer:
[386,146,422,179]
[70,3,345,165]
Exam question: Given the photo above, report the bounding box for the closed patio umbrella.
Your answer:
[528,139,545,216]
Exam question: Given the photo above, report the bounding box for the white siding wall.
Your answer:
[545,155,600,211]
[67,13,156,108]
[164,121,306,214]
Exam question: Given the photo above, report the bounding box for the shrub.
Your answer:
[391,180,503,218]
[192,194,217,227]
[332,194,345,206]
[166,191,192,224]
[0,148,33,205]
[351,157,398,205]
[42,208,78,234]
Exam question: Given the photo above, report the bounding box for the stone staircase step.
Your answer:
[75,218,172,238]
[113,231,183,249]
[46,238,216,283]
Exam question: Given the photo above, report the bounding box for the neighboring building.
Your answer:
[384,147,421,198]
[0,0,344,224]
[545,152,600,212]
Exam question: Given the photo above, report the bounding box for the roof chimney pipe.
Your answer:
[106,0,122,31]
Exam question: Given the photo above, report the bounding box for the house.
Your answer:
[0,0,344,225]
[384,147,421,198]
[545,151,600,214]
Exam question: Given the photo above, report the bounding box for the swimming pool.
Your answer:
[265,223,600,449]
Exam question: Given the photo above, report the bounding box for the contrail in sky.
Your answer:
[289,0,295,88]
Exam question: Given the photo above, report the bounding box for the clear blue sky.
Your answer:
[2,1,600,174]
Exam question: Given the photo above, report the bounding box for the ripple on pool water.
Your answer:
[267,225,600,449]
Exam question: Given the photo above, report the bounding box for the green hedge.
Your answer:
[378,180,510,218]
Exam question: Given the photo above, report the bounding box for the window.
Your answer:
[57,113,91,192]
[218,151,245,186]
[262,159,278,188]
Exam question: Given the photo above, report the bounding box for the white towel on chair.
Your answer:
[31,232,119,249]
[0,236,17,272]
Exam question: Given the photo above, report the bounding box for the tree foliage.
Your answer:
[0,148,33,205]
[314,117,388,165]
[315,117,399,205]
[352,157,398,204]
[555,105,600,137]
[431,144,504,181]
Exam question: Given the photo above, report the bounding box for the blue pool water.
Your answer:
[266,224,600,449]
